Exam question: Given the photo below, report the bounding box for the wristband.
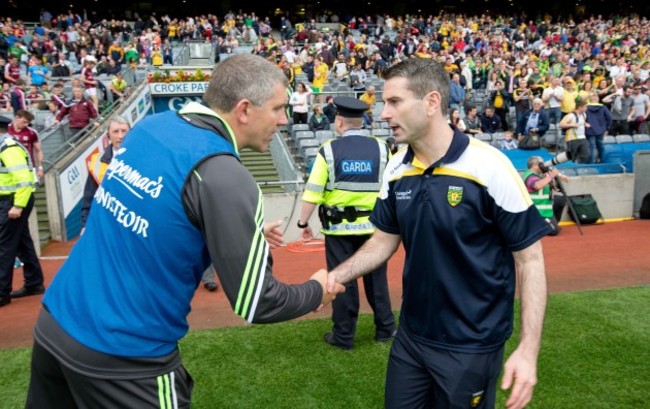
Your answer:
[297,220,309,228]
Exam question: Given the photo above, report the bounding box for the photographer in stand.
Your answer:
[523,155,570,235]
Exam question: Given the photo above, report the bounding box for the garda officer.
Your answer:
[298,96,396,350]
[80,116,131,233]
[0,116,45,307]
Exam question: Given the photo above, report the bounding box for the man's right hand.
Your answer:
[310,269,345,310]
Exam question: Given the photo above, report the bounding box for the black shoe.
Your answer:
[375,329,397,343]
[323,333,353,351]
[0,296,11,307]
[204,282,219,292]
[10,285,45,298]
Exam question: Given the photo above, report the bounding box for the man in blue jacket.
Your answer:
[25,54,345,409]
[585,94,612,163]
[516,98,550,150]
[449,73,466,115]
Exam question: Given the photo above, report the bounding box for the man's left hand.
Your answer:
[263,219,284,248]
[8,206,23,219]
[501,347,538,409]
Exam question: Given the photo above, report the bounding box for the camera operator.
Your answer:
[523,156,569,236]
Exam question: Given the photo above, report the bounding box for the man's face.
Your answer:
[380,76,432,144]
[245,83,288,152]
[73,88,84,99]
[13,117,30,131]
[108,122,130,150]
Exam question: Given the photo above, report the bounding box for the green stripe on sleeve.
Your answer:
[234,188,266,316]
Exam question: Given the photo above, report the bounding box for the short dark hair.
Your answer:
[14,110,35,122]
[383,58,450,117]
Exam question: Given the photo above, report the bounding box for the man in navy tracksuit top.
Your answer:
[327,58,551,409]
[25,54,343,408]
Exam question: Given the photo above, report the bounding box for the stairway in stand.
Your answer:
[239,149,284,194]
[33,185,51,249]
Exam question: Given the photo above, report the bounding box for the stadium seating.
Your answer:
[293,130,315,143]
[372,128,391,139]
[633,134,650,143]
[315,130,334,144]
[298,138,320,155]
[475,133,492,142]
[616,134,633,144]
[603,135,616,144]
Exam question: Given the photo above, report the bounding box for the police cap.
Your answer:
[334,96,369,118]
[0,115,11,130]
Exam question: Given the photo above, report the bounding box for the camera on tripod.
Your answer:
[538,151,572,173]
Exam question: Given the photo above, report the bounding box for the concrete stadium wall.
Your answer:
[263,173,636,243]
[559,174,635,221]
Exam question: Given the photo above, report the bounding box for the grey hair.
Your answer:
[527,156,544,169]
[203,54,289,112]
[107,115,130,129]
[383,58,450,117]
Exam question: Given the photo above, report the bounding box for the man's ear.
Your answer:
[235,99,252,124]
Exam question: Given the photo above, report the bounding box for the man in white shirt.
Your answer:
[608,58,628,80]
[542,77,564,125]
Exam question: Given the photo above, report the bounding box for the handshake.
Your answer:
[309,269,345,311]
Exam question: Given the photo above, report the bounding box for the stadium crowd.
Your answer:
[1,9,650,160]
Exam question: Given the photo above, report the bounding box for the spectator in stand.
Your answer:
[560,78,579,118]
[308,104,330,132]
[54,86,99,135]
[448,107,466,132]
[585,94,612,164]
[480,106,502,134]
[289,82,312,124]
[43,100,60,129]
[49,84,68,110]
[4,55,21,85]
[463,105,482,136]
[542,77,564,125]
[312,57,329,103]
[8,110,44,179]
[80,56,99,108]
[323,95,336,124]
[162,38,173,65]
[359,85,376,128]
[602,85,633,135]
[27,58,50,87]
[50,53,72,78]
[516,98,550,150]
[489,80,510,130]
[108,72,128,102]
[107,40,124,66]
[627,84,650,134]
[0,83,11,112]
[513,78,532,126]
[449,73,466,114]
[25,85,44,110]
[10,79,27,113]
[501,131,518,150]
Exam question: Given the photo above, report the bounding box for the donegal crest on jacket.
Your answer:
[447,185,463,207]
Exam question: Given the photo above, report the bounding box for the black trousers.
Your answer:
[385,329,505,409]
[26,341,194,409]
[325,235,395,348]
[0,195,43,298]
